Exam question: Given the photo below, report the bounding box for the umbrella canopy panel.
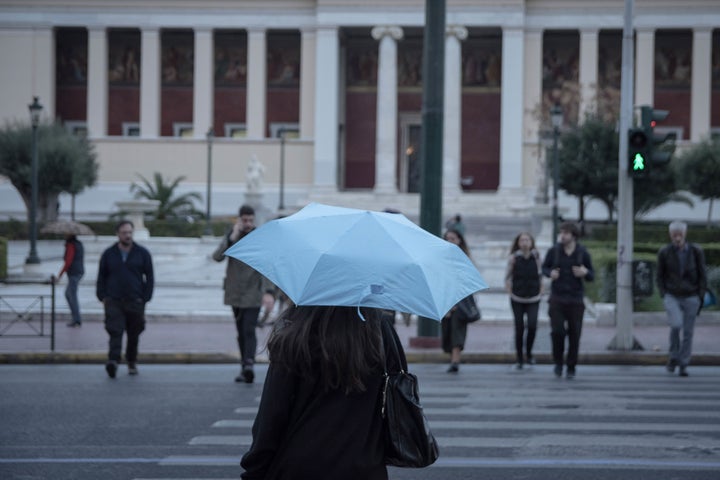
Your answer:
[225,203,487,320]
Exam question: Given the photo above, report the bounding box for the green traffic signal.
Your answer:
[628,127,649,177]
[632,152,646,172]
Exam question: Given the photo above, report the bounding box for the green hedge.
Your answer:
[587,223,720,244]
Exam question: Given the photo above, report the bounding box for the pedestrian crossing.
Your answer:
[135,364,720,479]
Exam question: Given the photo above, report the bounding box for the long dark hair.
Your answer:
[509,231,536,254]
[267,305,385,394]
[444,228,470,257]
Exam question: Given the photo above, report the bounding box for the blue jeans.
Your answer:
[65,274,82,325]
[663,294,701,367]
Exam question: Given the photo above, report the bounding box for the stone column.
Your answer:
[313,26,339,192]
[691,28,712,142]
[32,27,55,115]
[140,27,161,138]
[300,28,316,139]
[524,28,544,203]
[193,28,213,138]
[371,26,403,194]
[499,27,524,190]
[246,28,266,139]
[443,25,467,199]
[635,29,654,108]
[579,29,598,117]
[86,26,108,138]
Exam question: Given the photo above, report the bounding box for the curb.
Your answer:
[2,351,719,366]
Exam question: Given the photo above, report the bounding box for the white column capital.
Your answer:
[446,25,468,41]
[371,26,403,42]
[193,26,213,34]
[247,27,266,36]
[87,25,106,34]
[140,26,160,34]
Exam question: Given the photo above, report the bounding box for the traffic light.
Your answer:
[627,127,649,177]
[640,105,674,166]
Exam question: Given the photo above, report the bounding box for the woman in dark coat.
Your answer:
[441,228,473,373]
[241,305,402,480]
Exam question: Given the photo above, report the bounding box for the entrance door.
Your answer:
[399,113,422,193]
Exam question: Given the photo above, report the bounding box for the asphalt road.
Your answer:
[1,364,719,480]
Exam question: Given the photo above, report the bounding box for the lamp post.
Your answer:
[278,128,286,212]
[550,103,563,245]
[26,96,43,265]
[204,127,214,236]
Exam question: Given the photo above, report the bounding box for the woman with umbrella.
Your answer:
[240,305,396,479]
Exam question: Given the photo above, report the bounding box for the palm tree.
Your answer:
[129,172,202,220]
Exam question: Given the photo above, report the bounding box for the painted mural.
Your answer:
[462,34,502,88]
[56,28,88,85]
[215,31,247,85]
[267,33,300,87]
[346,39,378,87]
[655,30,692,90]
[108,30,140,85]
[542,31,580,125]
[161,31,194,85]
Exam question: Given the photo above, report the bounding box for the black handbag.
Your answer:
[456,294,480,323]
[381,322,439,468]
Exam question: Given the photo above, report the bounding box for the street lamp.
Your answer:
[550,103,563,245]
[204,127,214,236]
[278,128,286,212]
[26,96,43,265]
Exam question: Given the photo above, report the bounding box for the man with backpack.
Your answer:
[541,221,594,379]
[656,221,707,377]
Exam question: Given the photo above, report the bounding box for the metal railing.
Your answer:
[0,280,56,351]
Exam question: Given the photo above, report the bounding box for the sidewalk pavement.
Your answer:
[2,238,719,366]
[1,313,719,367]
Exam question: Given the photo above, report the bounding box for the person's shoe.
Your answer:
[554,365,563,378]
[566,367,576,379]
[679,366,689,377]
[447,363,459,373]
[514,363,523,370]
[128,363,138,375]
[527,356,536,365]
[66,322,81,328]
[666,359,678,373]
[105,361,118,379]
[242,365,255,384]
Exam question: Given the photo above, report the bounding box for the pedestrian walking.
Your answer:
[213,204,275,383]
[505,232,543,369]
[541,221,594,379]
[441,228,473,373]
[656,220,707,377]
[240,306,397,480]
[96,220,154,378]
[55,234,85,327]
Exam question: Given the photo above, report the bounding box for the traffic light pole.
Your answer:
[609,0,642,351]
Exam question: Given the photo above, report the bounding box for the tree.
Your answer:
[556,114,690,222]
[129,172,203,220]
[676,137,720,227]
[557,115,619,223]
[0,121,98,222]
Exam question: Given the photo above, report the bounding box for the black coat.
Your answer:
[240,320,401,480]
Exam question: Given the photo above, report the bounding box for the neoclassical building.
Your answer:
[0,0,718,221]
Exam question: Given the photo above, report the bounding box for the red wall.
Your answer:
[711,90,720,129]
[160,87,193,136]
[266,88,300,137]
[344,91,377,188]
[461,92,501,190]
[108,86,140,135]
[654,90,691,140]
[214,87,247,137]
[55,86,87,122]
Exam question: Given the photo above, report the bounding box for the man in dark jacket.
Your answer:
[96,220,154,378]
[656,221,707,377]
[213,205,275,383]
[542,221,594,379]
[56,234,84,327]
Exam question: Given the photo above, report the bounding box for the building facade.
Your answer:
[0,0,719,221]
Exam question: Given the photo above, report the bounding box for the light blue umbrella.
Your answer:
[224,203,487,320]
